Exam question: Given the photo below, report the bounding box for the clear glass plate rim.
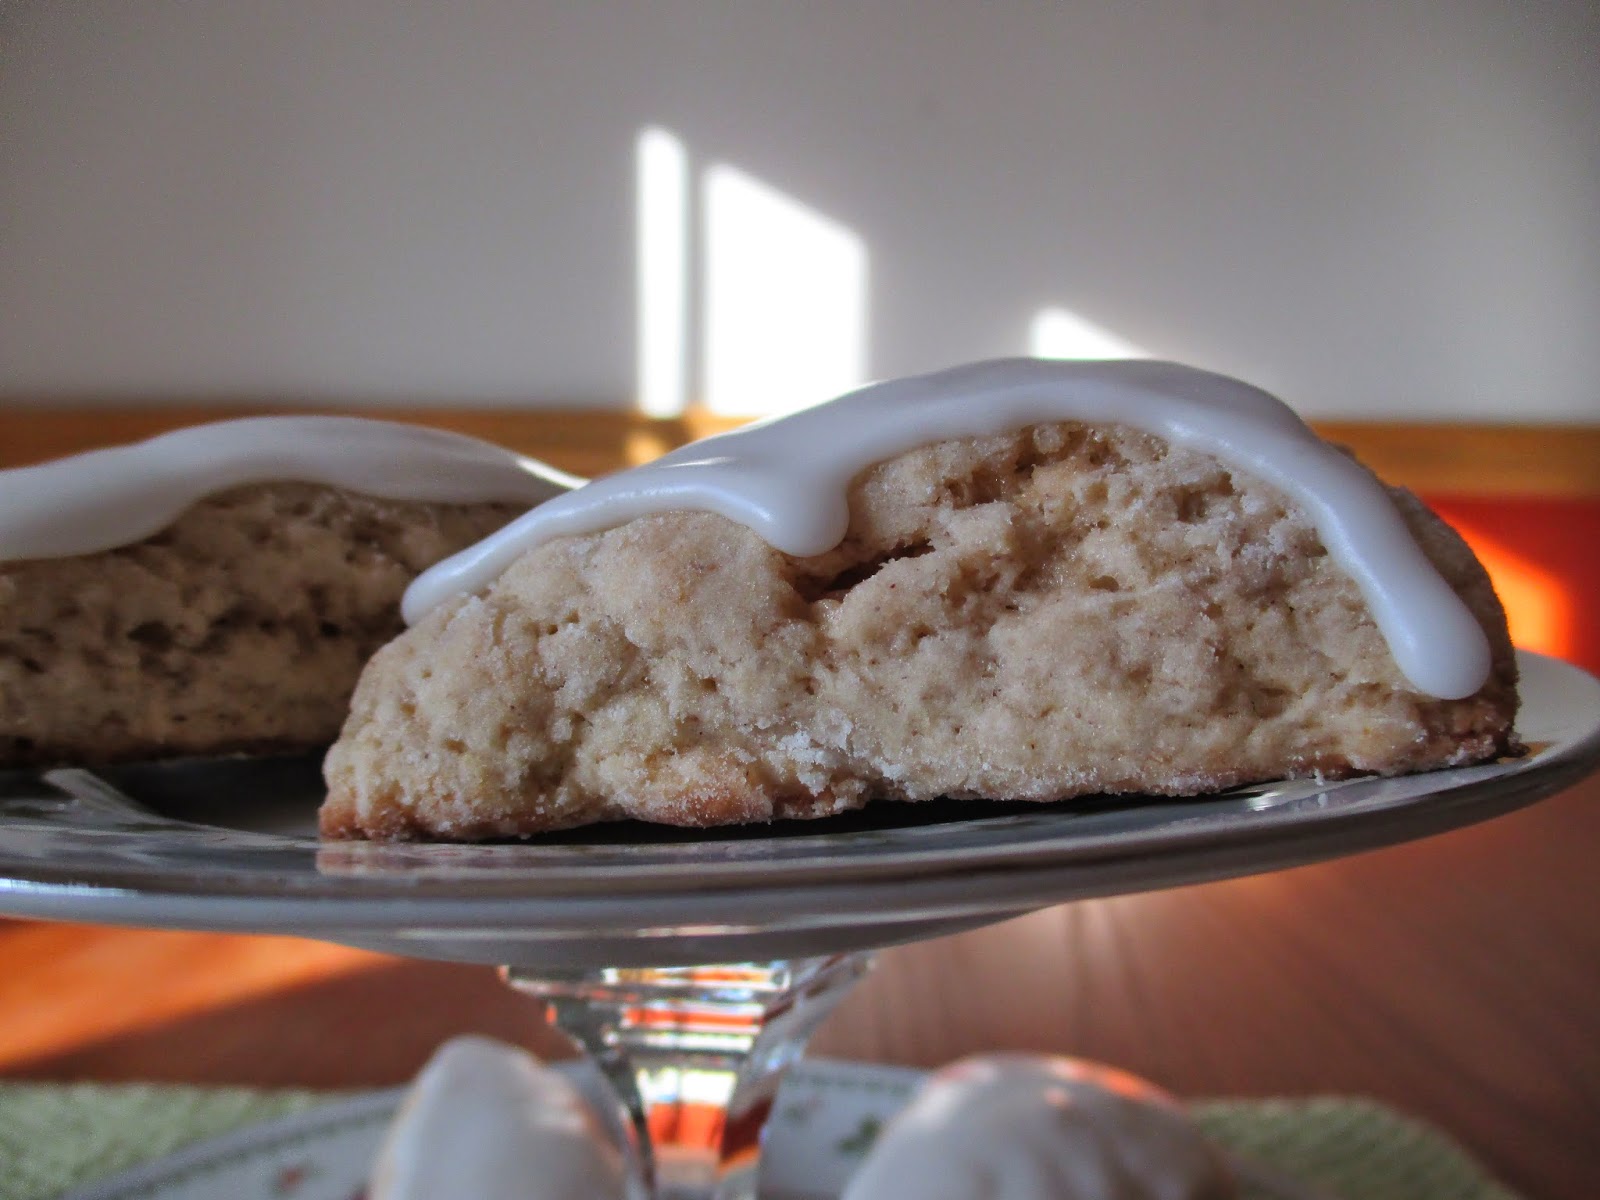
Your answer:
[0,652,1592,919]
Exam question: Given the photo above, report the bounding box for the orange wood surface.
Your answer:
[2,405,1598,496]
[0,407,1596,1198]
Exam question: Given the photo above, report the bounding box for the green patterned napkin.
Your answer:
[0,1081,1516,1200]
[0,1084,328,1200]
[1194,1098,1517,1200]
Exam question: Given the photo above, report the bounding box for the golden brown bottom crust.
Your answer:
[318,729,1525,842]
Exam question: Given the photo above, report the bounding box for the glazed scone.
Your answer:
[369,1036,632,1200]
[842,1055,1235,1200]
[0,418,573,767]
[322,362,1517,840]
[0,485,523,766]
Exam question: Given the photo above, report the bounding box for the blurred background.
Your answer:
[1,5,1598,1198]
[3,0,1595,665]
[2,0,1597,421]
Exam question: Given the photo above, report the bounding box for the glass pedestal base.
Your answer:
[506,954,872,1200]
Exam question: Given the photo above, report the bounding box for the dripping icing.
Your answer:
[0,416,581,564]
[405,359,1490,699]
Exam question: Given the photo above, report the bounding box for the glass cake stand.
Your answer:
[1,650,1596,1200]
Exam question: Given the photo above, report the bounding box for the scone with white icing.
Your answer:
[842,1054,1235,1200]
[0,418,573,767]
[368,1036,634,1200]
[321,360,1518,840]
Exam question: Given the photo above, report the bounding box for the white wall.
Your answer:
[1,1,1596,420]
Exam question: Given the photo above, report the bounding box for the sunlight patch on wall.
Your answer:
[635,127,868,421]
[636,128,690,419]
[702,165,867,417]
[1029,307,1147,360]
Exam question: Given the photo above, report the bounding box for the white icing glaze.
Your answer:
[0,416,580,563]
[841,1054,1234,1200]
[405,359,1490,699]
[368,1036,633,1200]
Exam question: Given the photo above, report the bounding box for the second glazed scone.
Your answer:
[322,419,1517,839]
[0,484,519,767]
[0,415,575,768]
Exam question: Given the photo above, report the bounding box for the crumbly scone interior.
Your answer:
[321,422,1518,840]
[0,484,517,766]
